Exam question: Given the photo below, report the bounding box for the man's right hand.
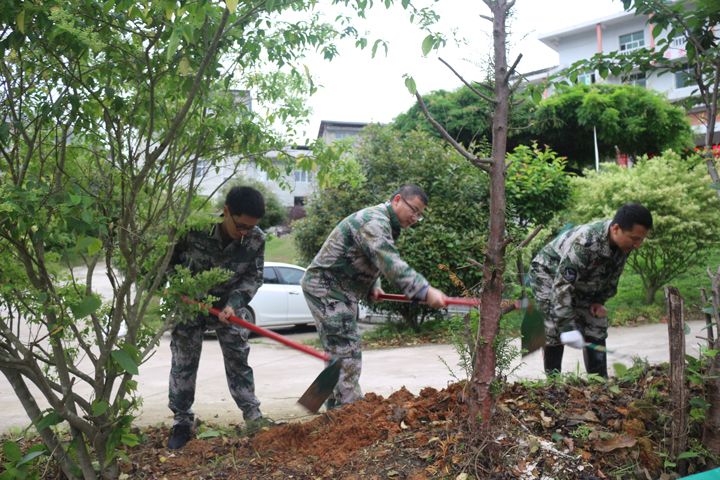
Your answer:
[425,287,447,309]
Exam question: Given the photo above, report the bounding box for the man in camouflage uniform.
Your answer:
[529,203,653,378]
[301,185,448,408]
[166,186,270,450]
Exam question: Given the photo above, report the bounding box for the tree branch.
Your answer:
[414,92,492,172]
[505,53,523,84]
[439,57,496,104]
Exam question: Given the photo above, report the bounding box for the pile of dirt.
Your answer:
[114,363,717,479]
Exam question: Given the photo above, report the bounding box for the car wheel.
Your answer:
[236,306,255,325]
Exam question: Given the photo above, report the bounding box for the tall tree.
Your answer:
[0,0,385,477]
[534,83,693,171]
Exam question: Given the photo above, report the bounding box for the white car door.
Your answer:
[250,266,288,327]
[276,266,313,326]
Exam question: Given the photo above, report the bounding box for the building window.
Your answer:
[293,170,313,183]
[675,65,694,88]
[619,31,644,52]
[623,72,646,87]
[576,73,596,85]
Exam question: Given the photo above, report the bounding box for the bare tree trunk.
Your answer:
[469,0,511,428]
[703,269,720,455]
[665,286,688,475]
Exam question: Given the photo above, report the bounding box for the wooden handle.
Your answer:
[181,296,330,362]
[375,292,481,307]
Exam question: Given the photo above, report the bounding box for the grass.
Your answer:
[265,233,302,265]
[606,247,720,325]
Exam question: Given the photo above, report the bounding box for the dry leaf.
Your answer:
[593,434,637,452]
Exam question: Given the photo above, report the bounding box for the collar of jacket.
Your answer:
[600,220,618,258]
[384,202,402,239]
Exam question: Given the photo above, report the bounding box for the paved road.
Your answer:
[0,319,711,433]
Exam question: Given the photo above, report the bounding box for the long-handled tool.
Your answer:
[181,297,339,413]
[375,292,481,307]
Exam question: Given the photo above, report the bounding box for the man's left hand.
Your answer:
[370,287,385,301]
[590,303,607,318]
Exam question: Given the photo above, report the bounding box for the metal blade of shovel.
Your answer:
[297,358,342,413]
[181,296,340,413]
[521,298,546,356]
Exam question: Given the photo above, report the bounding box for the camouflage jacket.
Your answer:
[170,222,265,312]
[529,220,627,331]
[301,202,429,302]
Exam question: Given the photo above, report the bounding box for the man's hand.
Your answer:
[560,330,586,349]
[590,303,607,318]
[217,305,235,325]
[370,287,385,301]
[424,287,447,309]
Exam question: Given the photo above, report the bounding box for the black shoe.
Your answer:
[543,345,565,376]
[167,424,193,450]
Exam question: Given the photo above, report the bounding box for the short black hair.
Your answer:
[225,186,265,219]
[612,203,653,231]
[393,184,428,206]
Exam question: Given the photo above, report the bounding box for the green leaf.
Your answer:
[166,31,181,62]
[225,0,238,12]
[3,441,22,462]
[404,76,417,95]
[91,400,110,417]
[677,450,701,460]
[17,448,47,467]
[71,295,102,319]
[710,182,720,190]
[76,236,102,256]
[401,0,410,7]
[421,34,434,56]
[34,411,63,431]
[16,10,25,34]
[121,433,140,446]
[111,349,139,375]
[197,429,222,439]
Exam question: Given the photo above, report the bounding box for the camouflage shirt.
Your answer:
[529,220,627,330]
[170,222,265,311]
[302,202,429,302]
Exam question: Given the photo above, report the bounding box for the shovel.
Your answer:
[181,297,340,413]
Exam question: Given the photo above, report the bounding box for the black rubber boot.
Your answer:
[168,424,193,450]
[543,345,564,376]
[583,338,608,378]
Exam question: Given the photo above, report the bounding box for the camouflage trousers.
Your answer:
[536,299,609,346]
[169,313,261,427]
[303,291,362,406]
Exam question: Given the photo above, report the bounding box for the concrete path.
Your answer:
[0,319,711,433]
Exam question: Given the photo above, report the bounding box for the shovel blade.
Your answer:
[297,359,342,413]
[521,301,546,357]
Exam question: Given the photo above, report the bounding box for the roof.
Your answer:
[539,10,645,50]
[317,120,369,139]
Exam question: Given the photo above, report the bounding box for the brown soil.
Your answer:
[111,364,716,479]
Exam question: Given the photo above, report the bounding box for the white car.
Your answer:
[239,262,315,328]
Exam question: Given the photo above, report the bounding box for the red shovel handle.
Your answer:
[375,292,481,307]
[181,296,330,362]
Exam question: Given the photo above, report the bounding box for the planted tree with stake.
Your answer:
[408,0,521,426]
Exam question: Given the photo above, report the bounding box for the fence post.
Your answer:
[665,286,688,475]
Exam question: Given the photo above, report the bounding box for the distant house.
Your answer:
[530,8,718,145]
[197,119,368,210]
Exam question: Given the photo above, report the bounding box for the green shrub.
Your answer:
[569,151,720,303]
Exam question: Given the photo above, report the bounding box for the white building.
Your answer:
[532,9,718,145]
[197,120,368,208]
